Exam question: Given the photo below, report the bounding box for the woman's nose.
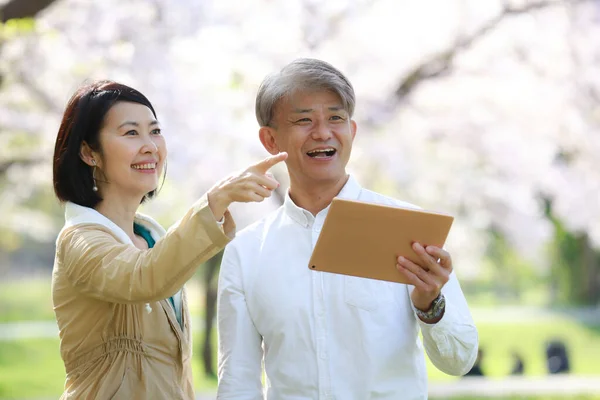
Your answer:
[142,136,158,153]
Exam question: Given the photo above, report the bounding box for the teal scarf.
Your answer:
[133,222,181,326]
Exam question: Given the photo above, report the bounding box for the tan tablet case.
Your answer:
[308,198,454,284]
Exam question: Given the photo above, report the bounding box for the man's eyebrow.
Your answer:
[290,106,345,113]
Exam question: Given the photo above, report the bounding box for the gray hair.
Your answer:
[255,58,356,127]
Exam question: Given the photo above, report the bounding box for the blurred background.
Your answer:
[1,0,600,399]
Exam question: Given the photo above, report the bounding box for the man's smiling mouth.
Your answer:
[306,148,336,158]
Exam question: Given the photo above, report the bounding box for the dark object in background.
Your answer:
[546,340,570,374]
[510,351,524,375]
[464,348,485,377]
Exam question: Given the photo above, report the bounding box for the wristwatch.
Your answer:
[415,293,445,322]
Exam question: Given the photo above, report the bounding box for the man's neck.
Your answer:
[94,192,141,241]
[289,174,349,216]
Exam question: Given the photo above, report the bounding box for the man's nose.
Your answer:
[310,120,332,140]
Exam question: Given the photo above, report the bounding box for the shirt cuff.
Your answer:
[412,297,459,357]
[412,295,457,330]
[191,194,234,246]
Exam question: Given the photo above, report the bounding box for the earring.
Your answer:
[91,159,98,192]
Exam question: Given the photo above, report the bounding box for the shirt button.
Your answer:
[320,352,327,360]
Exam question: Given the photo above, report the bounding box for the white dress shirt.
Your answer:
[217,176,478,400]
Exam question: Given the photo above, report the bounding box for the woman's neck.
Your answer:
[94,194,141,242]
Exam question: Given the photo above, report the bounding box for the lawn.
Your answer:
[2,321,600,399]
[0,279,55,323]
[2,278,600,399]
[0,277,208,323]
[448,398,600,400]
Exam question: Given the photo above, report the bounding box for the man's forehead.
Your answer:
[278,90,345,112]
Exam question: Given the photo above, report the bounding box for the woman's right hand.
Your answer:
[207,152,288,220]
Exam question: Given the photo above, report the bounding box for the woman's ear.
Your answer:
[259,126,280,155]
[80,142,97,167]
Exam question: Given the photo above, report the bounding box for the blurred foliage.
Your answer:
[484,228,542,303]
[0,18,35,41]
[0,0,599,308]
[545,199,600,306]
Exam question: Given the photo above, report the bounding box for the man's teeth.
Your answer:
[132,163,156,170]
[307,149,336,157]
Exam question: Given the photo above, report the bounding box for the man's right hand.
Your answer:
[207,152,288,220]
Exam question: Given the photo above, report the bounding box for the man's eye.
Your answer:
[295,118,311,123]
[331,115,344,121]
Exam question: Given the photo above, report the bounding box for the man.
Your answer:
[217,58,478,400]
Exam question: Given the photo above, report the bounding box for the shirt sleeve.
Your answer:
[217,243,263,400]
[408,271,479,376]
[57,194,235,303]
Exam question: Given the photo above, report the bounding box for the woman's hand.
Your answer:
[207,152,288,220]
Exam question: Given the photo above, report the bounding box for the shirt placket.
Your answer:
[312,220,334,400]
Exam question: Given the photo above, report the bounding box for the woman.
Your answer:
[51,80,286,399]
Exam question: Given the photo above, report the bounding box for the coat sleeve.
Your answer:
[57,194,235,303]
[409,271,479,376]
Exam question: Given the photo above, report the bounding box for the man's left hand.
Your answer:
[396,243,452,312]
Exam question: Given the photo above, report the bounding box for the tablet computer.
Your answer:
[308,198,454,284]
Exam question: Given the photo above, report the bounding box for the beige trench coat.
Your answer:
[52,195,234,399]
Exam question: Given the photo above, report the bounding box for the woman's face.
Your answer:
[92,101,167,202]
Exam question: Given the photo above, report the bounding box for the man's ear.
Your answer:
[350,120,357,141]
[80,142,98,167]
[259,126,280,155]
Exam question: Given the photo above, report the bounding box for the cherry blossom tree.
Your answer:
[1,0,599,374]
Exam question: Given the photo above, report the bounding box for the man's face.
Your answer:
[266,89,356,188]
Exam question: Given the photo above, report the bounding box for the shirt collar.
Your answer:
[283,175,362,227]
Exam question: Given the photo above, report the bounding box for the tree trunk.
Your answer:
[201,250,223,378]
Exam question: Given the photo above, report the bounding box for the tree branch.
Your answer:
[0,0,57,22]
[0,156,39,174]
[394,0,590,100]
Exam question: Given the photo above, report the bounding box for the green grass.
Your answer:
[0,334,218,398]
[2,278,600,398]
[427,320,600,381]
[0,279,55,322]
[0,338,64,397]
[439,397,600,400]
[2,321,600,398]
[0,278,207,323]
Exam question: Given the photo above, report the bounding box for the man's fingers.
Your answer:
[250,152,288,174]
[425,246,453,271]
[397,256,433,284]
[396,263,428,290]
[412,242,445,274]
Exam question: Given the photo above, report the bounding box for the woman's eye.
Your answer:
[151,129,162,135]
[125,130,138,136]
